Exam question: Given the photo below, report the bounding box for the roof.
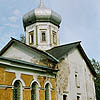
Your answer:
[0,38,96,76]
[23,2,62,30]
[47,41,81,60]
[0,38,59,63]
[47,41,96,76]
[0,56,58,73]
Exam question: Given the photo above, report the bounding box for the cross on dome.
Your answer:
[40,0,45,7]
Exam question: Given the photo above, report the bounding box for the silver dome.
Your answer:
[23,5,62,30]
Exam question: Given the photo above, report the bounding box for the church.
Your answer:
[0,0,96,100]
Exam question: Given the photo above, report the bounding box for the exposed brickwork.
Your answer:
[56,58,70,94]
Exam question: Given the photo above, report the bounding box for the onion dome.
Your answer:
[23,0,62,30]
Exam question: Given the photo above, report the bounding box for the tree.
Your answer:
[20,34,25,43]
[91,58,100,100]
[91,59,100,74]
[95,74,100,100]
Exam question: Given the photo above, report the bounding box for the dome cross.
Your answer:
[40,0,45,8]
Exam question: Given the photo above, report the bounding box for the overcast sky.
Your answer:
[0,0,100,61]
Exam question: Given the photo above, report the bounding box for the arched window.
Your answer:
[13,80,22,100]
[45,83,50,100]
[31,82,39,100]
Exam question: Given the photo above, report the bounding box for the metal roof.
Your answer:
[47,41,81,60]
[23,4,62,29]
[47,41,97,76]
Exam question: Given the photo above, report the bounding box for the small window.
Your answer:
[42,32,46,41]
[29,31,34,44]
[75,74,78,86]
[77,96,80,100]
[63,95,67,100]
[75,73,80,88]
[53,31,57,44]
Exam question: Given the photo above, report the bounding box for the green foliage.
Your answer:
[20,34,25,43]
[95,75,100,100]
[91,58,100,74]
[91,58,100,100]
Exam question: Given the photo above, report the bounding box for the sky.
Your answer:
[0,0,100,61]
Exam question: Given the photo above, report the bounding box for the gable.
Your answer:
[68,48,86,67]
[67,47,96,77]
[0,38,59,67]
[47,41,80,60]
[47,42,96,76]
[67,48,96,83]
[2,42,42,63]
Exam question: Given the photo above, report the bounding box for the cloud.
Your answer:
[8,9,21,23]
[8,16,18,23]
[5,23,19,28]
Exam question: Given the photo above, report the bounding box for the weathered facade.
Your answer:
[0,63,57,100]
[0,0,96,100]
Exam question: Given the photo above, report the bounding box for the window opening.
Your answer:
[53,31,57,44]
[31,82,38,100]
[75,74,78,87]
[63,95,67,100]
[77,96,80,100]
[29,31,34,44]
[75,73,80,88]
[42,32,46,41]
[45,83,50,100]
[13,80,22,100]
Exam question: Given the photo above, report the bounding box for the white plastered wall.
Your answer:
[57,48,96,100]
[2,44,43,63]
[25,22,60,50]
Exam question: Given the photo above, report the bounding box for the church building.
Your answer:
[0,0,96,100]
